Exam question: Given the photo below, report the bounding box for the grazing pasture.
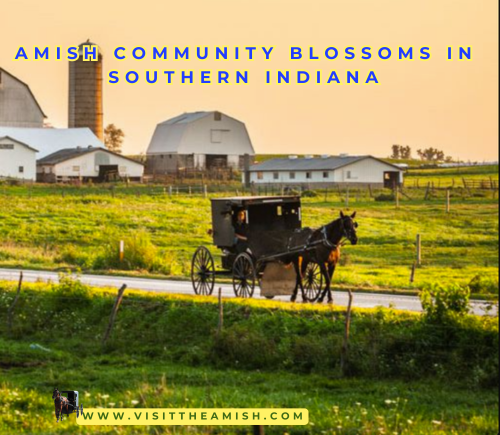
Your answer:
[0,183,497,296]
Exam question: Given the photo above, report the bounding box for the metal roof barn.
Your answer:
[0,68,46,128]
[0,127,104,159]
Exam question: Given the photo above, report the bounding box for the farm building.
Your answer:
[146,111,255,174]
[247,155,404,188]
[37,147,144,183]
[0,136,38,180]
[0,67,46,128]
[0,127,103,159]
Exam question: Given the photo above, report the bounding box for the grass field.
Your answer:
[0,183,497,296]
[0,280,498,434]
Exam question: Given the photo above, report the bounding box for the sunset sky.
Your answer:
[1,0,498,160]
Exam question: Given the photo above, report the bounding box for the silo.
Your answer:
[68,40,103,140]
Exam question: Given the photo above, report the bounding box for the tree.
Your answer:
[400,145,412,159]
[391,145,401,159]
[417,147,447,162]
[104,124,125,154]
[391,144,412,160]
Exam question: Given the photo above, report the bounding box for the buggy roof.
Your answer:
[210,196,301,207]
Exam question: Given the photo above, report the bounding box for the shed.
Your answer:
[0,136,38,181]
[0,127,104,159]
[146,111,255,174]
[247,155,404,188]
[37,147,144,183]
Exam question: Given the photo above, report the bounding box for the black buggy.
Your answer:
[191,196,323,301]
[60,390,83,418]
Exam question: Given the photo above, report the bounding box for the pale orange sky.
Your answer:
[1,0,498,160]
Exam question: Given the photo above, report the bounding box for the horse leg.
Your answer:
[317,262,331,303]
[290,258,302,302]
[326,263,337,303]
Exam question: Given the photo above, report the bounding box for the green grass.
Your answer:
[0,281,498,434]
[0,185,497,296]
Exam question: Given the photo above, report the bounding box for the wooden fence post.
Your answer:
[204,185,208,198]
[7,272,23,336]
[410,262,417,284]
[168,185,172,197]
[416,234,422,266]
[340,289,353,376]
[446,189,451,213]
[424,183,431,200]
[395,187,400,209]
[217,287,224,336]
[102,284,127,347]
[253,425,265,435]
[345,187,350,208]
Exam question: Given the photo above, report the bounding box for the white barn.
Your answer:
[247,155,404,188]
[146,111,255,174]
[37,147,144,183]
[0,136,38,181]
[0,68,46,128]
[0,127,104,159]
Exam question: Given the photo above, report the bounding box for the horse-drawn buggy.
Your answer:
[191,195,358,303]
[52,388,83,422]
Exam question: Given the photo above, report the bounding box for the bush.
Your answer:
[94,229,160,271]
[50,272,93,311]
[301,190,319,198]
[468,275,498,295]
[375,193,395,202]
[420,283,470,322]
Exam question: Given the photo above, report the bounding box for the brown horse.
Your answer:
[290,211,358,303]
[52,388,69,422]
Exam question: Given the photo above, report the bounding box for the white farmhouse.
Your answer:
[0,68,46,128]
[37,147,144,183]
[146,111,255,174]
[247,155,404,188]
[0,127,104,159]
[0,136,38,181]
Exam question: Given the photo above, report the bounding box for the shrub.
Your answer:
[50,272,93,311]
[95,229,159,271]
[468,275,498,295]
[301,190,318,198]
[420,283,470,322]
[374,193,395,202]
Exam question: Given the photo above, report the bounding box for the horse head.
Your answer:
[52,388,60,400]
[339,211,358,245]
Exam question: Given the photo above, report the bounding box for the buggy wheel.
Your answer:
[302,262,323,302]
[232,253,256,298]
[191,246,215,296]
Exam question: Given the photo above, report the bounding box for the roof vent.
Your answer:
[339,153,349,158]
[304,155,314,159]
[288,155,298,159]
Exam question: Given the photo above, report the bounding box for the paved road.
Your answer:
[0,268,495,316]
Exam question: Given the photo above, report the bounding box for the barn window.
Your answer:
[18,166,24,173]
[214,111,222,121]
[289,172,295,180]
[0,144,14,150]
[323,171,329,178]
[257,172,263,180]
[306,172,312,179]
[347,171,352,179]
[73,166,80,172]
[211,130,223,143]
[273,172,279,180]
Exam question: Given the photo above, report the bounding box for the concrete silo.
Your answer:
[68,40,103,140]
